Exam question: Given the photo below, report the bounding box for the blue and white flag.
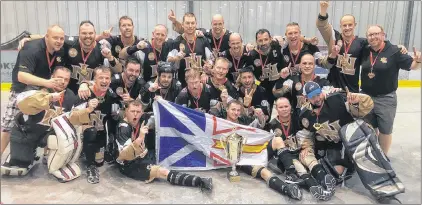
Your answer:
[153,99,273,171]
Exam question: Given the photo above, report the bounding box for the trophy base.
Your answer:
[227,171,241,182]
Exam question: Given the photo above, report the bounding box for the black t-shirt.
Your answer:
[63,36,107,93]
[100,35,141,59]
[282,42,320,76]
[360,41,413,96]
[110,73,147,100]
[167,35,212,87]
[328,31,367,93]
[11,38,66,93]
[175,83,212,113]
[220,46,250,82]
[74,87,121,132]
[127,39,173,82]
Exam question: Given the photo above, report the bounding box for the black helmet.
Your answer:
[157,61,175,75]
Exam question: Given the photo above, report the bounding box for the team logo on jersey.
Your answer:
[336,53,357,75]
[283,55,290,62]
[89,110,106,131]
[315,120,341,143]
[148,52,155,61]
[272,50,278,57]
[380,57,387,63]
[254,59,261,67]
[69,48,78,58]
[71,63,94,84]
[295,82,302,91]
[261,63,279,81]
[56,56,62,63]
[301,118,309,128]
[115,45,122,53]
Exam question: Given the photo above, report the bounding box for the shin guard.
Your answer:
[339,119,405,199]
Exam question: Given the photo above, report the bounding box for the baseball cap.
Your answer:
[303,81,321,98]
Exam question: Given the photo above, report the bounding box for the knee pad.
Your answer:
[50,162,82,183]
[48,113,83,181]
[83,127,98,143]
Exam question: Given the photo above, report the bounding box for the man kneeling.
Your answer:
[114,100,213,191]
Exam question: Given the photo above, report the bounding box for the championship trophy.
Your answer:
[220,132,247,182]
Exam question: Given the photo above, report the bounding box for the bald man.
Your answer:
[220,33,251,82]
[1,25,67,157]
[119,24,174,82]
[169,12,232,55]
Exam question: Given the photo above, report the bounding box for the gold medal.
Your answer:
[115,45,122,53]
[148,52,155,61]
[80,64,89,76]
[179,43,185,52]
[313,123,322,131]
[69,48,78,58]
[368,72,375,79]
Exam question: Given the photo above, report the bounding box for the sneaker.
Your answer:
[199,177,213,191]
[282,183,303,200]
[309,185,334,201]
[323,174,336,193]
[86,165,99,184]
[285,173,303,184]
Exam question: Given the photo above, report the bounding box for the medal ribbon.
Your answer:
[80,41,96,64]
[314,101,325,125]
[45,50,56,70]
[258,53,269,69]
[151,39,162,64]
[301,74,316,86]
[343,37,355,54]
[192,85,203,108]
[212,33,224,51]
[132,123,141,141]
[279,117,291,137]
[186,35,197,54]
[289,43,303,66]
[369,42,386,72]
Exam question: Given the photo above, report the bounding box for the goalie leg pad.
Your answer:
[50,162,81,183]
[339,119,405,198]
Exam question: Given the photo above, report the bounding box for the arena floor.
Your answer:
[1,89,421,204]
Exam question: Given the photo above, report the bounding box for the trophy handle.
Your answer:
[220,136,228,156]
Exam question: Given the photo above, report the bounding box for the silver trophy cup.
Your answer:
[220,133,247,182]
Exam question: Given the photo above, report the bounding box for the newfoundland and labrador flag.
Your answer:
[153,99,274,171]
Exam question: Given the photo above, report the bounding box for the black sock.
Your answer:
[300,173,318,189]
[167,170,201,187]
[276,148,296,174]
[268,176,288,195]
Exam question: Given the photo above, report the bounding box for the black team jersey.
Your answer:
[100,35,141,59]
[64,36,111,94]
[167,35,212,87]
[247,42,286,106]
[125,39,174,82]
[175,83,213,113]
[281,42,321,76]
[273,74,330,113]
[109,73,148,101]
[220,46,250,82]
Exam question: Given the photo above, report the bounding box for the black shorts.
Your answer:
[119,151,156,181]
